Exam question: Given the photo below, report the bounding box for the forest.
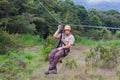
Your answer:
[0,0,120,80]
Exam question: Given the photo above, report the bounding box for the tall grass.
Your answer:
[96,40,120,47]
[75,36,120,47]
[75,36,96,46]
[14,34,41,47]
[0,34,44,80]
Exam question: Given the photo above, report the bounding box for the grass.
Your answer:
[0,46,45,80]
[0,34,120,80]
[0,34,45,80]
[0,55,8,62]
[10,34,43,47]
[96,39,120,47]
[75,36,120,47]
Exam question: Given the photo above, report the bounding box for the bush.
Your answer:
[75,35,96,46]
[83,29,103,40]
[115,31,120,39]
[102,28,113,40]
[86,46,120,69]
[15,34,40,47]
[80,28,113,40]
[7,13,36,34]
[0,49,37,80]
[41,36,59,60]
[0,28,17,54]
[64,59,77,69]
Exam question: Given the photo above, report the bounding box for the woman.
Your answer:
[45,25,75,75]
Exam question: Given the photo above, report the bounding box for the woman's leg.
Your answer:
[49,49,64,69]
[48,48,57,64]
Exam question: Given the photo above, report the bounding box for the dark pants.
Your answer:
[48,48,65,69]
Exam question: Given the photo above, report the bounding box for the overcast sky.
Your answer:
[73,0,120,12]
[86,0,120,4]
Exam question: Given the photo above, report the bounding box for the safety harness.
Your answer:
[56,30,70,57]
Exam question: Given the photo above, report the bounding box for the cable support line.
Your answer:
[67,24,120,30]
[37,0,61,24]
[37,0,120,30]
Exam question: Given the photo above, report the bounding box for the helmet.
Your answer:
[64,25,71,30]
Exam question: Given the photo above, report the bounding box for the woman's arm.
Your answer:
[53,25,62,38]
[57,44,72,50]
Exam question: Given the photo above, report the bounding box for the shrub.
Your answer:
[7,13,36,34]
[41,36,59,60]
[86,46,120,69]
[0,28,17,54]
[64,59,77,69]
[115,31,120,39]
[83,29,103,40]
[15,34,40,47]
[80,28,113,40]
[102,28,113,40]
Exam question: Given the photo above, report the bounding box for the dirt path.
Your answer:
[29,46,89,80]
[26,46,118,80]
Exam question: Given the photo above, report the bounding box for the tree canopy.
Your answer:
[0,0,120,38]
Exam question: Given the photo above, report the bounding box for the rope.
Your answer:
[37,0,62,24]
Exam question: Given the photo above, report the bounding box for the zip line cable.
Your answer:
[68,24,120,30]
[37,0,120,30]
[37,0,62,24]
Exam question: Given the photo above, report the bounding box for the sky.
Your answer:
[73,0,120,12]
[86,0,120,4]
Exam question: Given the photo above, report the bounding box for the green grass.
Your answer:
[11,34,43,47]
[96,40,120,47]
[75,36,120,47]
[0,46,44,80]
[0,34,45,80]
[0,55,8,62]
[0,34,120,80]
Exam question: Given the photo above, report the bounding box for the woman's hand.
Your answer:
[58,25,62,30]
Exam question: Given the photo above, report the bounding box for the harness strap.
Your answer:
[56,30,62,48]
[56,31,70,57]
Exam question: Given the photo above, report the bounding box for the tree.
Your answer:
[89,15,103,26]
[106,10,120,15]
[75,5,88,24]
[7,13,36,34]
[0,28,16,54]
[0,0,17,30]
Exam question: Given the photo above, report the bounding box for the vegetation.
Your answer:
[0,0,120,80]
[86,46,120,69]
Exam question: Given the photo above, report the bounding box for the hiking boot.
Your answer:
[45,70,49,75]
[45,67,57,75]
[49,69,57,74]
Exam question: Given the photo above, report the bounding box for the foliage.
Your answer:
[0,28,17,54]
[81,28,114,40]
[74,35,96,46]
[0,49,38,80]
[82,29,103,40]
[0,0,120,37]
[15,34,40,47]
[64,59,77,69]
[101,28,114,40]
[0,0,17,18]
[115,31,120,39]
[89,15,103,26]
[0,0,120,79]
[86,46,120,69]
[7,13,36,34]
[41,36,59,60]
